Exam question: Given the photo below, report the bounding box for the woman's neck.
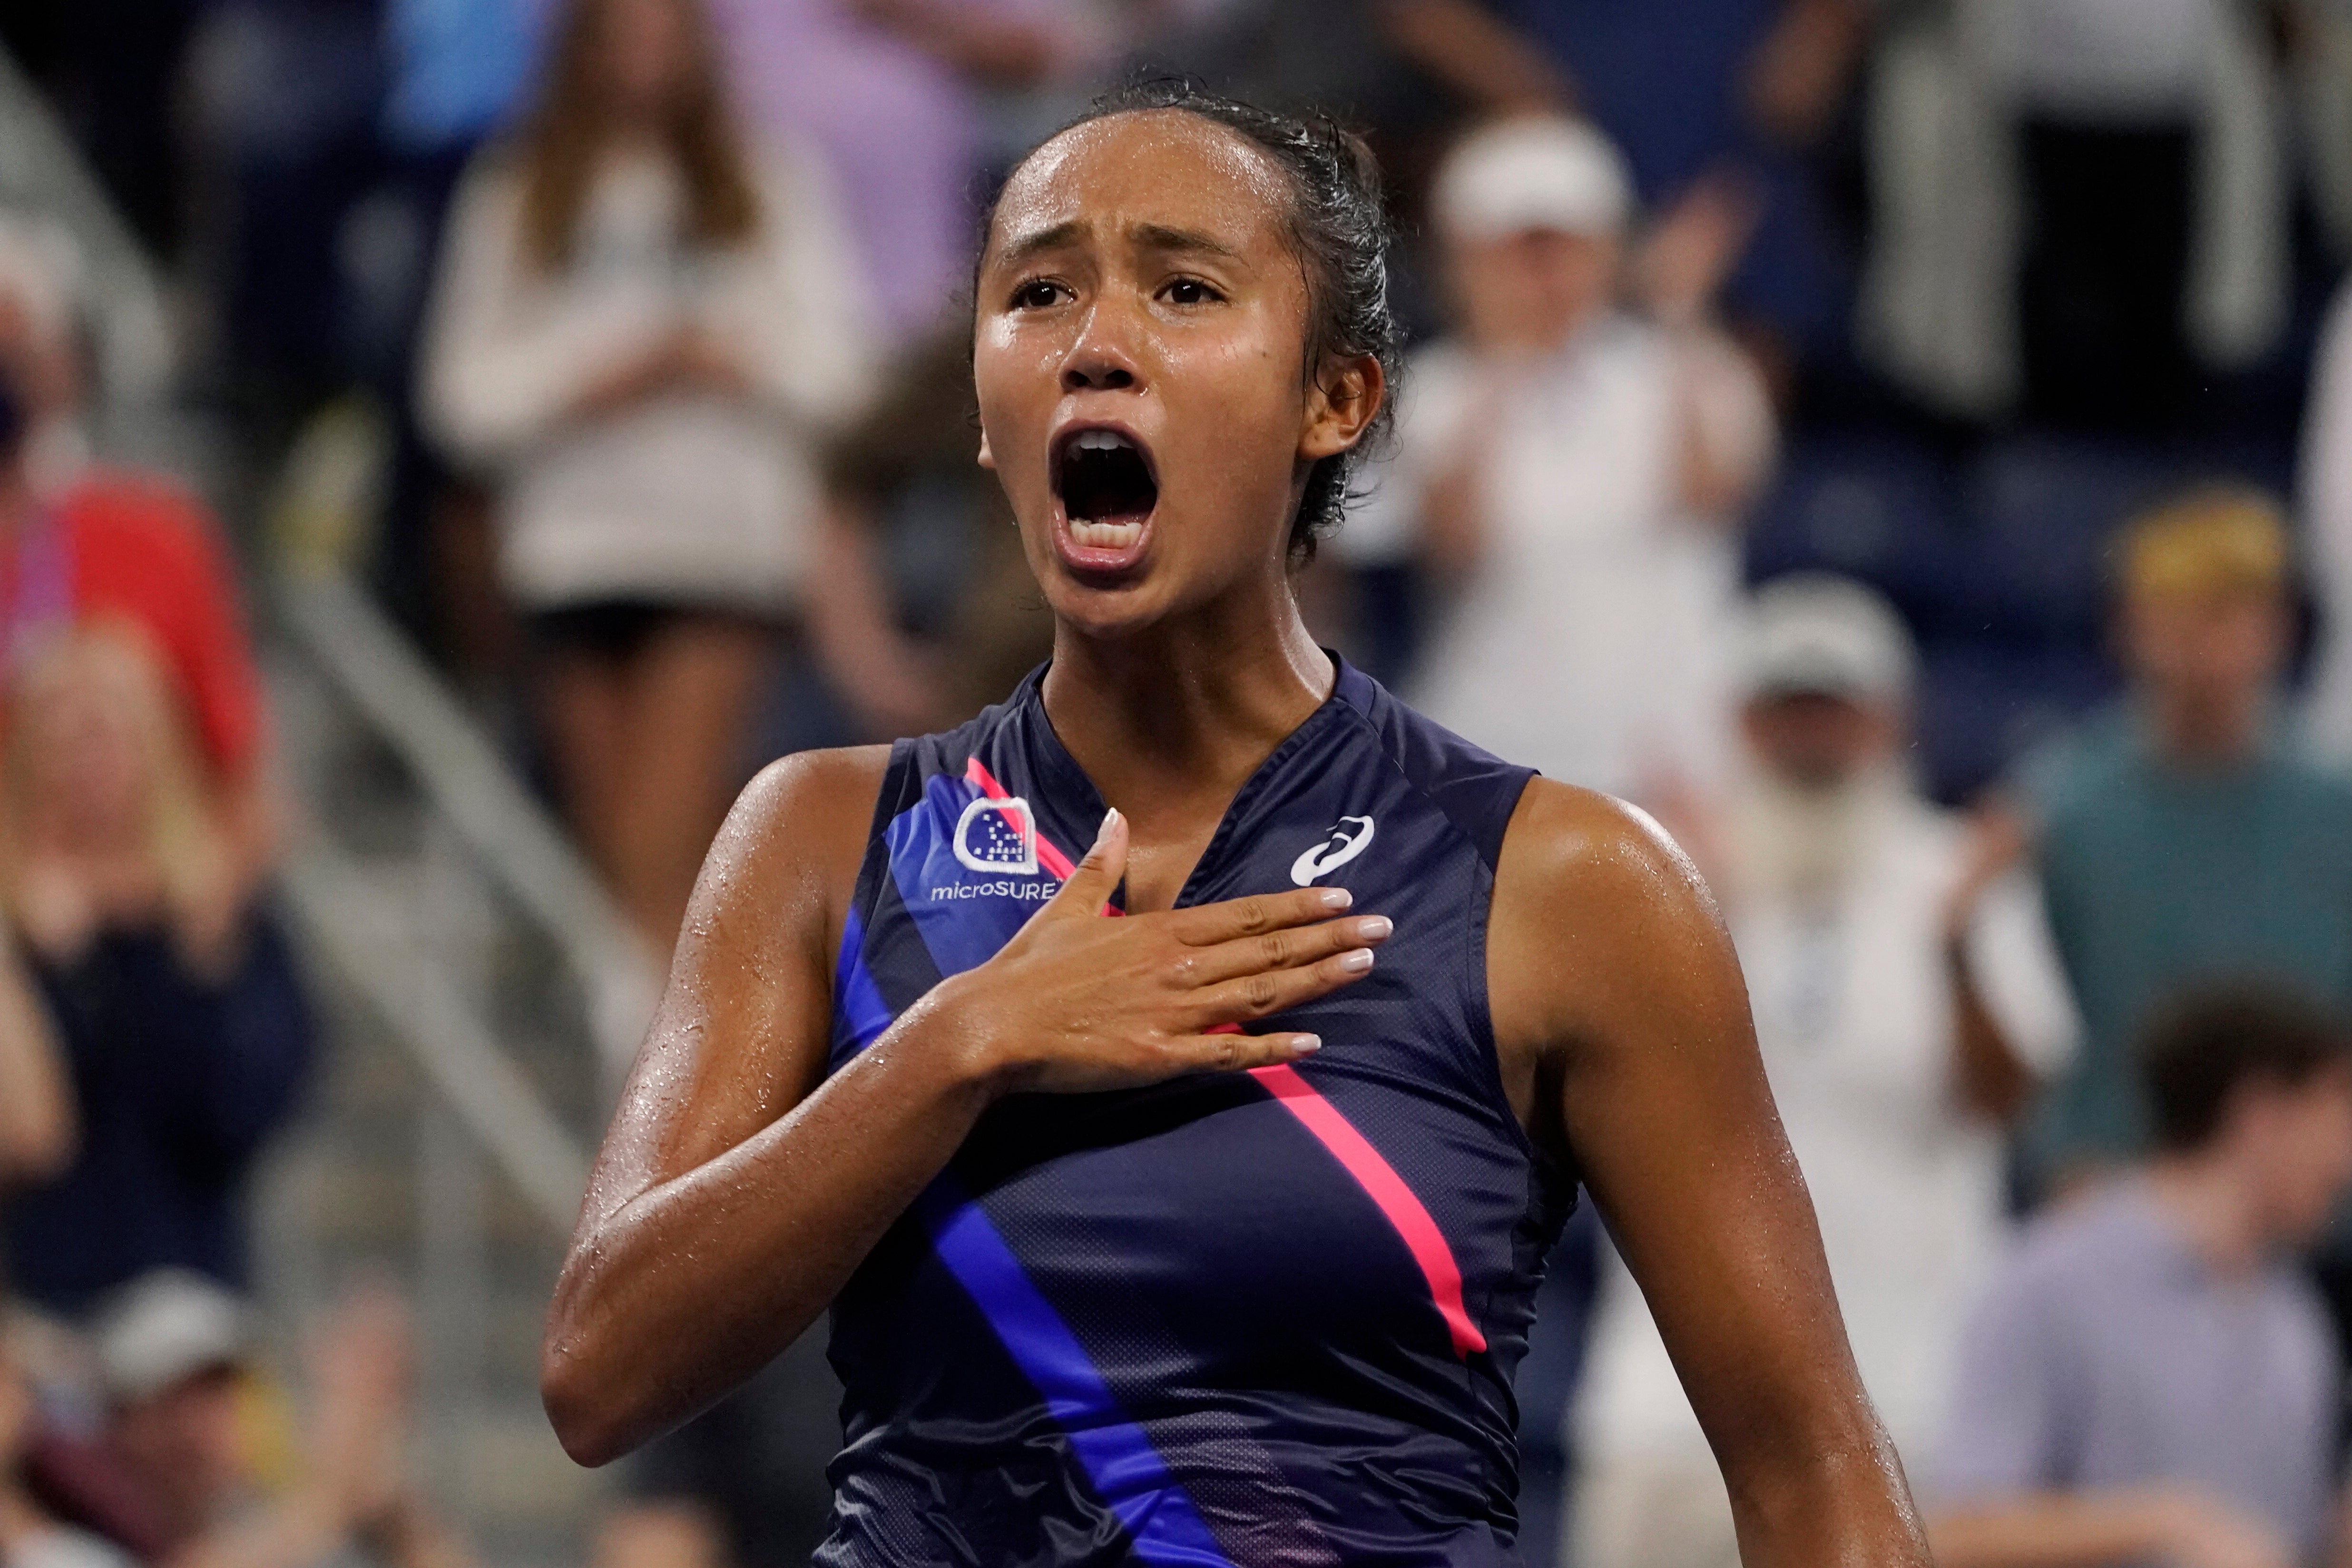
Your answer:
[1041,584,1330,902]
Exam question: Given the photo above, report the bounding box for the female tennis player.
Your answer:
[544,83,1930,1567]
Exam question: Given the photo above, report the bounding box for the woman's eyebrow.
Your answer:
[1131,223,1243,263]
[991,219,1086,272]
[988,217,1245,273]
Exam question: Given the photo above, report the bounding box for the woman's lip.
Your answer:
[1049,499,1155,578]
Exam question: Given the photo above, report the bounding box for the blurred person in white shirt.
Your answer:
[420,0,875,953]
[1567,574,2078,1568]
[1341,116,1776,854]
[2299,276,2352,766]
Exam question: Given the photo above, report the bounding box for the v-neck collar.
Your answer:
[1010,653,1367,910]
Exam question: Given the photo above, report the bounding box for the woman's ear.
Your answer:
[977,428,996,470]
[1299,354,1385,462]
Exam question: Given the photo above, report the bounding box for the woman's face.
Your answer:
[593,0,696,123]
[973,111,1380,641]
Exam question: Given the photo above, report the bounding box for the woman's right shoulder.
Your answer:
[733,745,896,862]
[684,746,895,980]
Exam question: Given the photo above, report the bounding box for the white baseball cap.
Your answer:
[1738,573,1917,706]
[1433,117,1635,242]
[92,1271,251,1406]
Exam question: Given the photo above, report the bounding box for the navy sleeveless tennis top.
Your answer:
[815,656,1572,1568]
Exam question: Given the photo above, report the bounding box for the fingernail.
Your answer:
[1319,887,1353,911]
[1358,915,1392,941]
[1292,1035,1322,1054]
[1339,948,1375,973]
[1096,806,1121,843]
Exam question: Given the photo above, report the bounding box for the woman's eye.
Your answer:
[1010,280,1065,310]
[1163,278,1222,306]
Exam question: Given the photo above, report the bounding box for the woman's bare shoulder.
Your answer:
[738,744,896,821]
[1488,776,1740,1060]
[1495,777,1718,923]
[638,745,894,1154]
[713,745,895,916]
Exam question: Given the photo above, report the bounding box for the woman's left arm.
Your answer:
[1490,778,1930,1568]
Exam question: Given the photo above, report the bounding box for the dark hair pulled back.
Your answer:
[982,78,1401,566]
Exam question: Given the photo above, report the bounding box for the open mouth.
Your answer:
[1053,427,1159,555]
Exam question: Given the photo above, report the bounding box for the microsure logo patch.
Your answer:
[931,878,1058,902]
[954,794,1039,875]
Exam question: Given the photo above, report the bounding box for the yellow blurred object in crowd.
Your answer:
[237,1364,304,1494]
[2118,488,2290,604]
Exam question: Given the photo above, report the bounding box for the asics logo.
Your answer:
[954,795,1039,876]
[1290,815,1376,886]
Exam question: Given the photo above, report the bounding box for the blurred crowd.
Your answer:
[2,0,2352,1566]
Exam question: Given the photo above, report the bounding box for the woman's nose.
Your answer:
[1060,305,1142,392]
[1060,353,1136,393]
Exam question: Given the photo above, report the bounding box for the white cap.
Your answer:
[1433,117,1634,241]
[1738,573,1916,706]
[91,1271,251,1406]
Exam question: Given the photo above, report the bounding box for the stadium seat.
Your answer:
[1952,436,2179,644]
[1952,433,2295,646]
[1744,435,1976,637]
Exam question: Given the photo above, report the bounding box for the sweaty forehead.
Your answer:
[985,110,1296,265]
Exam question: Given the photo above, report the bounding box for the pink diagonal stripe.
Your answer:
[968,752,1481,1356]
[1248,1063,1488,1358]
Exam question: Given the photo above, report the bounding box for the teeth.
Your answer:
[1068,519,1143,550]
[1070,430,1134,451]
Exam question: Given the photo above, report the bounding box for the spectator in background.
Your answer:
[1570,575,2076,1568]
[0,938,73,1201]
[808,328,1055,738]
[421,0,874,954]
[365,0,553,666]
[2297,267,2352,764]
[1860,0,2289,427]
[1343,117,1775,838]
[0,221,279,912]
[705,0,1095,344]
[2010,490,2352,1193]
[94,1272,473,1568]
[0,628,312,1315]
[1469,0,1869,358]
[0,1322,132,1568]
[1929,988,2352,1568]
